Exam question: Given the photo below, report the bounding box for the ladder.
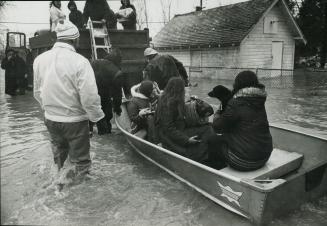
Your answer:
[88,19,112,60]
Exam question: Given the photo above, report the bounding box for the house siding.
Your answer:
[239,1,295,72]
[157,1,298,80]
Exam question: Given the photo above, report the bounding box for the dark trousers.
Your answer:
[45,119,91,173]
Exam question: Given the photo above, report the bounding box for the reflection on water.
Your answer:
[1,70,327,225]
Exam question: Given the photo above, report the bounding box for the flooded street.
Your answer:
[1,69,327,226]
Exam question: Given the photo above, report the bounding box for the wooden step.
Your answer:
[219,148,303,179]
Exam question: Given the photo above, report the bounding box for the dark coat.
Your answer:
[69,9,84,29]
[155,96,214,162]
[118,1,137,30]
[83,0,117,29]
[168,55,189,86]
[1,55,26,95]
[143,54,180,90]
[91,59,123,113]
[212,87,273,161]
[127,95,150,133]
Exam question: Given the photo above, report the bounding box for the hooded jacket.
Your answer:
[213,87,273,161]
[127,84,151,133]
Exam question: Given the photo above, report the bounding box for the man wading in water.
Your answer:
[33,21,104,188]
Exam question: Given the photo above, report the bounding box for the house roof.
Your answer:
[153,0,303,49]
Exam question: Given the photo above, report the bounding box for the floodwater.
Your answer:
[1,69,327,226]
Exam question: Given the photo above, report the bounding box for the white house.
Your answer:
[152,0,306,79]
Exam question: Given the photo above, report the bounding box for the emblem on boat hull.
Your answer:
[217,182,243,207]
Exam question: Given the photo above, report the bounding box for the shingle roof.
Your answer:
[153,0,276,49]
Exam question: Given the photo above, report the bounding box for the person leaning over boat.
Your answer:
[143,48,189,90]
[155,77,215,163]
[33,21,104,176]
[50,1,66,32]
[208,71,273,171]
[90,48,124,134]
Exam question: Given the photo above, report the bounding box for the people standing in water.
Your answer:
[116,0,137,30]
[208,71,273,170]
[68,0,84,29]
[50,1,66,32]
[155,77,215,163]
[33,21,104,179]
[1,49,26,96]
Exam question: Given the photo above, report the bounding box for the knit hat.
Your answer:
[55,20,80,40]
[144,48,158,57]
[139,80,153,98]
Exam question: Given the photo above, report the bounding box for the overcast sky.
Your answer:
[0,0,247,39]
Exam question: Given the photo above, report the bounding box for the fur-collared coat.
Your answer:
[213,87,273,162]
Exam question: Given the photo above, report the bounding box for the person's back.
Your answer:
[211,71,273,171]
[83,0,117,29]
[144,54,179,90]
[34,42,101,122]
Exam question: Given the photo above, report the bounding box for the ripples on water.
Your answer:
[1,70,327,225]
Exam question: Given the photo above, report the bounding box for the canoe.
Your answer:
[115,103,327,225]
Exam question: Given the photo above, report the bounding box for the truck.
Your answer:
[28,28,150,95]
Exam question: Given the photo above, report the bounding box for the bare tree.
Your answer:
[132,0,149,29]
[160,0,173,24]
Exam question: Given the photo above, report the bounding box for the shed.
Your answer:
[152,0,306,79]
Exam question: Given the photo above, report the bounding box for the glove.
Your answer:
[96,118,110,135]
[114,106,122,116]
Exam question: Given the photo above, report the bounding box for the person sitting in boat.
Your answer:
[208,71,273,171]
[155,77,215,163]
[91,49,124,135]
[143,48,189,90]
[116,0,137,30]
[127,80,158,142]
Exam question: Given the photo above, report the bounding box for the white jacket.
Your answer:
[50,6,66,31]
[33,42,104,123]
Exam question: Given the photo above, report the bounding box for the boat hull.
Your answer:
[115,105,327,225]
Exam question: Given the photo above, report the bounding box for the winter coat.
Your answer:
[33,42,104,123]
[143,54,180,90]
[118,0,137,30]
[91,59,123,113]
[69,9,84,29]
[1,55,26,95]
[155,95,215,162]
[127,91,150,133]
[83,0,117,29]
[50,5,66,31]
[168,55,189,86]
[212,87,273,161]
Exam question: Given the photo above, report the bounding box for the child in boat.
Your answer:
[155,77,216,163]
[127,80,158,142]
[208,71,273,171]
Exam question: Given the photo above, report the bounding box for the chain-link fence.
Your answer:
[185,66,327,89]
